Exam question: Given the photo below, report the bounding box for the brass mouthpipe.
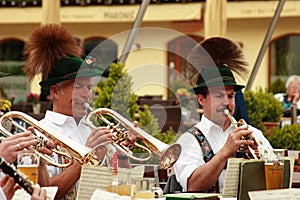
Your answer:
[224,109,263,159]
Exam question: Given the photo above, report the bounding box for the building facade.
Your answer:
[0,0,299,102]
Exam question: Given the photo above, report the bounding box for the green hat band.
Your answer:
[192,65,245,94]
[39,56,103,90]
[196,76,236,87]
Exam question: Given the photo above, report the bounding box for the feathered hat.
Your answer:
[22,24,103,91]
[187,37,249,86]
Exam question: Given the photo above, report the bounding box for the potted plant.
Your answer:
[0,98,11,113]
[269,124,300,150]
[26,93,40,113]
[269,124,300,172]
[244,87,283,136]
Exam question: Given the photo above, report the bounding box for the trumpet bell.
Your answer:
[159,143,181,169]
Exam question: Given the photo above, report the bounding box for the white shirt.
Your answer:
[0,172,6,200]
[173,115,273,192]
[0,188,7,200]
[39,110,92,192]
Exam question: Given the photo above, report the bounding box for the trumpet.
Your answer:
[0,156,35,195]
[84,103,181,169]
[0,111,100,167]
[224,109,264,159]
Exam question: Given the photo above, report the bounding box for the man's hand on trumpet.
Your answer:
[85,121,139,165]
[220,127,255,159]
[0,126,58,164]
[120,121,139,148]
[85,127,113,161]
[0,131,36,164]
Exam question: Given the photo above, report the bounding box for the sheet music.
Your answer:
[12,186,58,200]
[76,165,144,200]
[76,165,113,200]
[248,188,300,200]
[222,158,244,195]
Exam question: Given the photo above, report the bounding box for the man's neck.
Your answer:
[74,117,82,125]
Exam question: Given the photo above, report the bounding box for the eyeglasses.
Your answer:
[288,86,300,90]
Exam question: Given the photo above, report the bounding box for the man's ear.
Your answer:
[197,94,205,107]
[49,85,60,99]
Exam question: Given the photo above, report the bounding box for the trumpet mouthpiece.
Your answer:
[83,102,94,113]
[224,109,230,115]
[83,102,89,108]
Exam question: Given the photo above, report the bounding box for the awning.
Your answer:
[0,3,202,24]
[227,1,300,19]
[61,3,202,23]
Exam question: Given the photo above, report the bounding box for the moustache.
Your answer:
[216,107,231,113]
[73,99,90,105]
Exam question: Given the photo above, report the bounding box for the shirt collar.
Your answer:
[44,110,77,126]
[195,115,234,135]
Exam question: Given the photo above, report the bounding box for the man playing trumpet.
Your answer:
[22,24,136,200]
[172,37,273,193]
[0,72,57,200]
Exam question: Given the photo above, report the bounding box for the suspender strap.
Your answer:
[59,147,77,200]
[188,127,220,193]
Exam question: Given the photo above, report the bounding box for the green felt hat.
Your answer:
[192,65,245,95]
[39,55,103,90]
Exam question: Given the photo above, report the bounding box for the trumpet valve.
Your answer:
[237,119,248,129]
[35,136,47,149]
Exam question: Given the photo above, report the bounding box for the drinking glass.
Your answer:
[17,152,39,184]
[264,149,285,190]
[132,178,163,199]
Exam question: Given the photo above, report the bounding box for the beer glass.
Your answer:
[132,178,163,199]
[264,149,285,190]
[17,152,39,184]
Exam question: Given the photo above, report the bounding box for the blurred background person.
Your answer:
[282,75,300,117]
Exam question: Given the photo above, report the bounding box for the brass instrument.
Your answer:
[84,103,181,169]
[0,156,35,195]
[0,111,99,167]
[224,109,264,159]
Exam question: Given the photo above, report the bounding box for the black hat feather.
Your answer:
[187,37,249,85]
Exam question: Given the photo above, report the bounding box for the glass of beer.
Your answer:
[132,178,163,199]
[264,149,285,190]
[17,152,39,184]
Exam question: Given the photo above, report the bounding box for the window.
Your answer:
[0,38,29,102]
[167,35,203,96]
[269,34,300,84]
[0,38,25,75]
